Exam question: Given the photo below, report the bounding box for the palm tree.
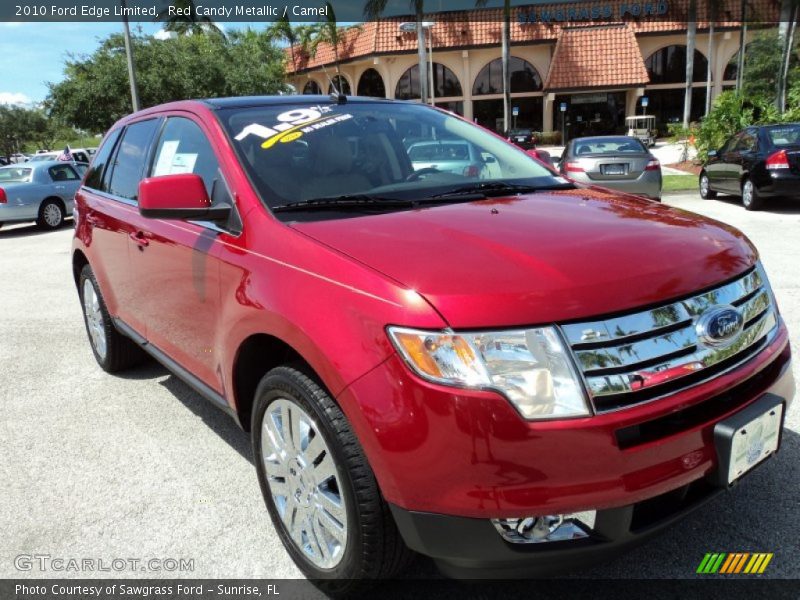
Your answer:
[476,0,511,133]
[365,0,429,104]
[268,15,299,74]
[683,0,697,128]
[305,1,361,87]
[776,0,799,112]
[157,0,224,37]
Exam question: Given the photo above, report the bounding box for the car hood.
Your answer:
[290,188,757,328]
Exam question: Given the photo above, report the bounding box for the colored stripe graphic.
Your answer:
[700,553,775,574]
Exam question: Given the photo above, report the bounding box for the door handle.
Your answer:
[129,230,150,248]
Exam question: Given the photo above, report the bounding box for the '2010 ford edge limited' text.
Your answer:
[72,97,794,593]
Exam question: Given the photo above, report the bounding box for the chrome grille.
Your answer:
[561,265,779,413]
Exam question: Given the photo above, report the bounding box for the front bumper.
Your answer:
[339,324,791,519]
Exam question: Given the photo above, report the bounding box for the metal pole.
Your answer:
[121,0,140,112]
[428,28,435,106]
[736,0,747,92]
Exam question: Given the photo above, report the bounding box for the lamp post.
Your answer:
[399,21,435,106]
[121,0,140,112]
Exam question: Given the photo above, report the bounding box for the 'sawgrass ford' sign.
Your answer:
[518,0,669,22]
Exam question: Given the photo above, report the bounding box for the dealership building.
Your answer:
[285,0,775,137]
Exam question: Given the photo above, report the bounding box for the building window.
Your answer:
[472,57,543,95]
[395,63,463,100]
[303,80,321,95]
[473,97,543,133]
[637,88,707,131]
[328,75,351,95]
[645,45,709,84]
[357,68,386,97]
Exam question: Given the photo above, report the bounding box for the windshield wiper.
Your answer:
[273,193,488,213]
[272,195,414,213]
[429,181,572,199]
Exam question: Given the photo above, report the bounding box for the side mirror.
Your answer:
[138,174,230,221]
[483,155,497,164]
[707,149,718,158]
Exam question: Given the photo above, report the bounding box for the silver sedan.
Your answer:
[557,136,662,200]
[0,160,87,230]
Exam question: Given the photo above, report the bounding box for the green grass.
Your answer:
[662,174,698,193]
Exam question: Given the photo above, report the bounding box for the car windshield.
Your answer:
[573,137,646,155]
[0,167,32,182]
[217,101,566,218]
[765,124,800,147]
[509,129,532,136]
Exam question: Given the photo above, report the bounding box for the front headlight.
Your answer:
[387,326,591,420]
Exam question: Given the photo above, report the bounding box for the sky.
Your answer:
[0,21,267,106]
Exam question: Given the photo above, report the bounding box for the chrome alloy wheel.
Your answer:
[43,203,62,227]
[260,398,347,569]
[700,175,709,196]
[743,180,754,207]
[82,279,107,360]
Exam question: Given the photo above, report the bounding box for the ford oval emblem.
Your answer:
[695,305,744,348]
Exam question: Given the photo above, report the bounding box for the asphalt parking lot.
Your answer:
[0,191,798,585]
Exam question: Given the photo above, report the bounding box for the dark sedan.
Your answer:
[506,128,536,150]
[700,123,800,210]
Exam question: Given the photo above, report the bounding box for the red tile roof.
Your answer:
[543,23,648,91]
[285,0,780,78]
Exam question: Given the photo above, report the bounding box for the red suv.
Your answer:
[72,97,794,591]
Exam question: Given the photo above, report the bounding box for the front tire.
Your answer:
[37,199,64,229]
[79,264,146,372]
[742,178,765,211]
[699,173,717,199]
[252,366,413,595]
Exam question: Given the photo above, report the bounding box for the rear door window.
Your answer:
[107,119,160,202]
[84,128,122,192]
[48,164,80,182]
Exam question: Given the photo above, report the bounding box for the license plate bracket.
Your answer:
[711,393,784,487]
[601,163,626,175]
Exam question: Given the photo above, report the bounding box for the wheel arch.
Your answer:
[42,195,66,214]
[72,248,89,288]
[232,332,321,431]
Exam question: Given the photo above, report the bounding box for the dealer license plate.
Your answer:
[719,401,783,485]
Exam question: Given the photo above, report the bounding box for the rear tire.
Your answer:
[699,173,717,199]
[742,178,765,211]
[37,199,64,229]
[252,366,414,596]
[79,264,146,372]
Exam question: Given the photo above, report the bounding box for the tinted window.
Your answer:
[151,117,220,197]
[765,125,800,147]
[572,137,646,155]
[48,164,80,181]
[85,128,122,191]
[108,119,160,201]
[472,57,542,95]
[395,63,462,100]
[734,131,757,152]
[0,167,32,182]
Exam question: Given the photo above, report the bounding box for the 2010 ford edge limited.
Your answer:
[72,97,795,592]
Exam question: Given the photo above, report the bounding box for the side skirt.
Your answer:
[113,317,242,427]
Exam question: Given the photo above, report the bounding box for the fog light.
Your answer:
[491,511,596,544]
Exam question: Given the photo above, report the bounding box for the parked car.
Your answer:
[0,156,8,166]
[9,153,29,164]
[28,149,91,164]
[72,97,792,592]
[407,139,494,178]
[558,135,662,199]
[0,160,87,229]
[700,123,800,210]
[506,127,536,150]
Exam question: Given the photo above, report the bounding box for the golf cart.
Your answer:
[626,115,656,147]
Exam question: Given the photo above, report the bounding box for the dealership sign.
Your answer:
[518,1,669,23]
